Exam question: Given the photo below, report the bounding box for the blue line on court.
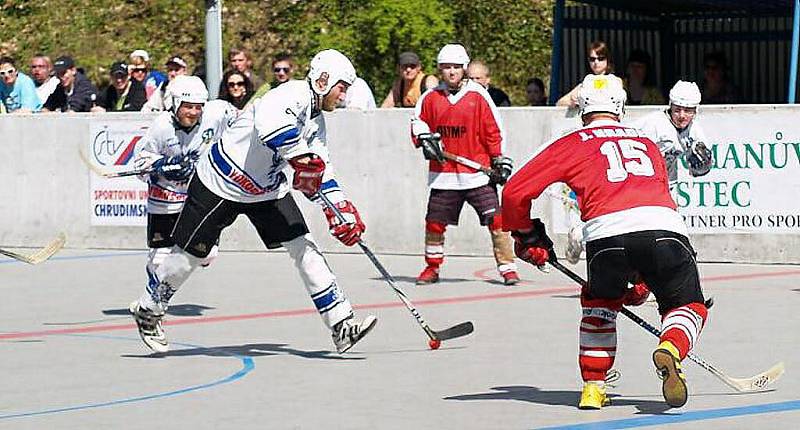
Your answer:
[0,334,255,420]
[0,251,146,265]
[537,399,800,429]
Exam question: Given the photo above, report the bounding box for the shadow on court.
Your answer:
[121,342,363,361]
[102,303,216,317]
[444,385,675,415]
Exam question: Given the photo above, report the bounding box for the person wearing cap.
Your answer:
[380,51,438,108]
[42,55,99,112]
[410,43,520,286]
[97,60,147,112]
[130,49,166,100]
[0,56,42,114]
[141,55,189,112]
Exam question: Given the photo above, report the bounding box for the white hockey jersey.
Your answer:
[134,99,239,214]
[634,109,708,184]
[195,80,346,204]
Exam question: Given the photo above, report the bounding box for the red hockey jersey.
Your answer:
[502,119,687,241]
[412,80,505,190]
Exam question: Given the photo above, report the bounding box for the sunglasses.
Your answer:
[227,81,245,88]
[273,67,291,73]
[588,56,607,63]
[131,67,147,73]
[0,68,16,76]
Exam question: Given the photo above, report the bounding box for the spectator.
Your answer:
[381,51,438,108]
[252,53,295,99]
[624,49,664,105]
[525,77,547,106]
[130,49,166,100]
[96,61,147,112]
[0,56,42,113]
[557,40,614,107]
[228,48,262,89]
[142,55,189,112]
[700,51,739,104]
[467,60,511,106]
[340,77,376,110]
[42,56,99,112]
[217,69,253,110]
[29,54,58,103]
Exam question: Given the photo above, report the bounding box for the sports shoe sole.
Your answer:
[653,349,688,407]
[129,301,170,353]
[337,316,378,354]
[578,388,610,409]
[416,277,440,285]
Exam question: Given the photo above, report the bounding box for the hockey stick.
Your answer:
[440,151,493,175]
[316,192,474,344]
[78,146,153,178]
[549,259,785,393]
[0,232,66,265]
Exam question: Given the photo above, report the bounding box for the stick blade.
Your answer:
[0,233,66,265]
[729,362,785,392]
[433,321,474,341]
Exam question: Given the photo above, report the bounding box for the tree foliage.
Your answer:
[0,0,553,104]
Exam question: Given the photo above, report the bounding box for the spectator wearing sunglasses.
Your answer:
[270,53,295,89]
[29,54,59,104]
[41,56,99,113]
[557,41,615,107]
[142,55,189,112]
[129,49,166,100]
[381,51,438,108]
[0,56,42,114]
[217,69,253,110]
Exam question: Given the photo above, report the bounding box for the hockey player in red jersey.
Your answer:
[502,74,708,409]
[411,43,519,286]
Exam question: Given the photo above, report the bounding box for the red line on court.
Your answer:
[0,287,577,341]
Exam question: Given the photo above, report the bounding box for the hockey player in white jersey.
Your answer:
[130,75,238,325]
[635,80,714,200]
[129,49,377,354]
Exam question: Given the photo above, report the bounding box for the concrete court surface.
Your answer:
[0,248,798,429]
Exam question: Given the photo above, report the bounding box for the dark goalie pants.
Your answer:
[137,177,354,329]
[578,230,708,381]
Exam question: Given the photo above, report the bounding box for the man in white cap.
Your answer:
[410,43,520,286]
[503,74,710,410]
[635,80,713,201]
[141,54,189,112]
[128,49,377,355]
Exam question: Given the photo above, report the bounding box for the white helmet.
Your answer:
[307,49,357,96]
[669,80,701,108]
[437,44,470,68]
[165,75,208,113]
[578,74,627,117]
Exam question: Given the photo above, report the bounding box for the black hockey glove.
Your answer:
[418,132,445,163]
[152,152,198,182]
[687,142,713,177]
[489,156,513,185]
[511,218,556,267]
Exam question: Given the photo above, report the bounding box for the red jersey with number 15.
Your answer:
[502,119,687,242]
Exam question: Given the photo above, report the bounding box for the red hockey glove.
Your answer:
[623,281,651,306]
[288,156,326,196]
[323,200,366,246]
[511,219,556,267]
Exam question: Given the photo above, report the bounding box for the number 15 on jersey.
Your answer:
[599,138,655,182]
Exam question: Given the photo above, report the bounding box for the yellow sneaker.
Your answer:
[578,381,610,410]
[653,340,688,408]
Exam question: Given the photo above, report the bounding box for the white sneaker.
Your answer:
[332,314,377,353]
[566,226,584,264]
[129,301,169,353]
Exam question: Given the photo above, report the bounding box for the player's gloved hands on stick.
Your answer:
[289,155,326,196]
[323,200,366,246]
[687,142,713,177]
[417,133,445,163]
[151,152,198,182]
[511,218,556,267]
[489,156,513,185]
[623,281,651,306]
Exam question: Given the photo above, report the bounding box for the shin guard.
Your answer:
[283,234,353,329]
[660,302,708,360]
[141,246,202,312]
[489,227,517,275]
[424,221,446,268]
[579,295,623,382]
